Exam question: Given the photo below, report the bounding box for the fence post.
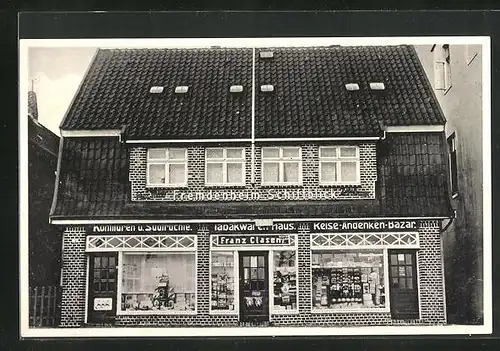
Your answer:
[46,286,52,327]
[40,286,45,327]
[33,287,38,327]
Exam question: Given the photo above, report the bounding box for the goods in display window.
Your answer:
[120,253,196,312]
[211,252,236,311]
[311,250,385,310]
[273,251,298,311]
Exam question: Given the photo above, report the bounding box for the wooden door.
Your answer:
[388,250,419,319]
[239,251,269,322]
[87,253,118,324]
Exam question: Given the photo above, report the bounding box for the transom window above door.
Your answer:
[261,147,302,185]
[319,146,360,185]
[205,148,246,186]
[147,148,188,187]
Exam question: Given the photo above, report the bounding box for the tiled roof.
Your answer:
[50,137,129,217]
[60,48,254,140]
[60,46,445,139]
[50,133,453,220]
[378,133,453,217]
[254,46,445,138]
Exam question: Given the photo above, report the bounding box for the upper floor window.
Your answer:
[147,148,187,187]
[433,44,452,92]
[319,146,360,185]
[261,147,301,185]
[205,148,245,186]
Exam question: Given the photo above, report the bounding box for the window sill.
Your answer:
[204,184,247,188]
[311,308,389,314]
[271,309,299,315]
[145,184,188,189]
[209,310,238,316]
[117,310,197,316]
[319,182,362,187]
[260,183,303,188]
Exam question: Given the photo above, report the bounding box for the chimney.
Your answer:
[28,79,39,120]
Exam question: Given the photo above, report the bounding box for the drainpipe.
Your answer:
[251,47,256,184]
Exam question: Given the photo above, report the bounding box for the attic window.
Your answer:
[230,85,244,93]
[369,82,385,90]
[174,86,189,94]
[345,83,360,91]
[149,86,164,94]
[259,51,274,59]
[260,85,274,93]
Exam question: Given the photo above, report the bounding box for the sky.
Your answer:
[28,47,97,135]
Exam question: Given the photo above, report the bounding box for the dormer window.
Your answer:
[345,83,360,91]
[230,85,244,93]
[369,82,385,90]
[319,146,360,185]
[260,85,274,93]
[174,86,189,94]
[147,148,187,187]
[259,51,274,59]
[149,86,164,94]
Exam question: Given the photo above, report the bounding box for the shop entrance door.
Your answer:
[239,251,269,322]
[388,250,419,319]
[87,253,118,324]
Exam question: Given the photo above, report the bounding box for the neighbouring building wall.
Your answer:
[28,118,63,287]
[415,44,483,324]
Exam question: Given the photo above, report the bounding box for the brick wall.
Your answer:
[60,227,87,327]
[130,143,377,202]
[416,220,447,324]
[60,220,446,327]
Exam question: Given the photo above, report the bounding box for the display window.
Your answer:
[272,250,298,312]
[311,250,387,311]
[119,252,196,314]
[210,251,237,312]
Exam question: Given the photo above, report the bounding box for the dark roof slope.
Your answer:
[255,46,446,138]
[60,46,445,140]
[50,137,129,217]
[60,48,253,140]
[378,133,453,217]
[50,133,453,221]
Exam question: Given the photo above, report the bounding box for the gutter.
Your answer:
[50,216,452,225]
[251,47,256,184]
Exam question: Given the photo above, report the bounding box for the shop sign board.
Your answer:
[211,222,298,234]
[89,223,196,234]
[216,234,292,246]
[311,220,418,232]
[93,297,113,311]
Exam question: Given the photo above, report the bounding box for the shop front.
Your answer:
[68,218,445,327]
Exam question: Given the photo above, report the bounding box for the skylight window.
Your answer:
[260,84,274,93]
[174,86,189,94]
[149,86,164,94]
[369,82,385,90]
[345,83,360,91]
[259,51,274,59]
[230,85,244,93]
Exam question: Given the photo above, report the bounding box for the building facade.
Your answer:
[415,44,483,325]
[49,46,453,327]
